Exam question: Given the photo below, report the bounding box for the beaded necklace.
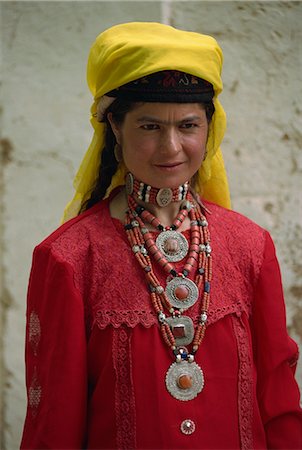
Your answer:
[126,172,189,207]
[124,181,212,401]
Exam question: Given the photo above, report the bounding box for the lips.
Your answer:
[155,162,184,168]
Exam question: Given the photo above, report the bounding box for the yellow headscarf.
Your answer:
[63,22,231,222]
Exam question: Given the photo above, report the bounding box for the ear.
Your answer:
[107,113,122,144]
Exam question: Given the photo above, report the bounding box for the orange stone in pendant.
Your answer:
[177,374,193,390]
[164,238,179,254]
[172,324,186,338]
[174,285,189,300]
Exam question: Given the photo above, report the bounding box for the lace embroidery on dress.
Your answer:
[112,327,136,450]
[28,310,42,416]
[95,301,246,331]
[29,311,41,356]
[29,366,42,417]
[96,309,157,329]
[51,198,266,333]
[232,315,253,450]
[52,200,265,330]
[195,301,245,326]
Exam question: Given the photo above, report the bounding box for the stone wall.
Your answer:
[1,1,301,448]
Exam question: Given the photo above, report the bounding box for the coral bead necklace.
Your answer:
[124,175,212,401]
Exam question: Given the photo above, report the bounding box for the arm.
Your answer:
[20,244,87,449]
[251,231,302,449]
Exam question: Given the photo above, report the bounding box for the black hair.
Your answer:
[80,99,215,213]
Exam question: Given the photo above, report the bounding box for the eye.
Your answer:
[180,123,198,129]
[140,123,160,130]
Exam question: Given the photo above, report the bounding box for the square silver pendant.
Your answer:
[165,316,194,346]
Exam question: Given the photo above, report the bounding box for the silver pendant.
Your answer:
[156,230,188,262]
[165,360,204,401]
[165,316,194,346]
[156,188,173,207]
[166,277,199,310]
[125,173,134,195]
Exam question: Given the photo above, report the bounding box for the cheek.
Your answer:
[185,140,207,170]
[122,133,157,161]
[186,133,207,156]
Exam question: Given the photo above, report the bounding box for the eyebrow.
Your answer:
[136,115,204,125]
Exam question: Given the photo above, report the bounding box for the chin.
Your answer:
[144,173,190,189]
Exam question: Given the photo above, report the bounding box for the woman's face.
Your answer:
[108,102,208,189]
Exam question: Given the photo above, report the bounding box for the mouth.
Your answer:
[154,162,184,169]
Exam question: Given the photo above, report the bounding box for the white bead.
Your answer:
[200,313,208,323]
[205,243,212,253]
[140,246,147,255]
[181,200,191,211]
[156,286,164,294]
[158,311,166,323]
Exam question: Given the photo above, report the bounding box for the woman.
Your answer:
[21,22,302,449]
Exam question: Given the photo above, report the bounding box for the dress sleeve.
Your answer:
[20,243,87,449]
[251,231,302,449]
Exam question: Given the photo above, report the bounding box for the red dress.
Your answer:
[21,198,302,449]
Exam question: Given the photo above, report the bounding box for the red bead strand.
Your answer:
[124,189,212,359]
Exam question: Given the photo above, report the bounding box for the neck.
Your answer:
[135,197,189,230]
[109,185,193,231]
[123,173,192,229]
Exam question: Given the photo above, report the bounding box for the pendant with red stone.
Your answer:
[165,360,204,401]
[165,277,199,309]
[165,316,194,346]
[156,230,188,262]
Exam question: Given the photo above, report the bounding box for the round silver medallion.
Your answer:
[165,360,204,401]
[165,277,199,310]
[180,419,196,435]
[165,316,194,346]
[156,188,173,207]
[156,230,188,262]
[125,173,134,195]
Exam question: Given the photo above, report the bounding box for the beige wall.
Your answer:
[1,1,301,448]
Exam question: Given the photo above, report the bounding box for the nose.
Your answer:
[159,128,181,154]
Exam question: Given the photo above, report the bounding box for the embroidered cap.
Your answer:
[106,70,214,103]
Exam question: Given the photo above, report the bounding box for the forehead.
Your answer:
[127,102,206,119]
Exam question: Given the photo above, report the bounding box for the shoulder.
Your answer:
[203,199,267,241]
[204,199,263,231]
[203,199,270,274]
[33,199,116,263]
